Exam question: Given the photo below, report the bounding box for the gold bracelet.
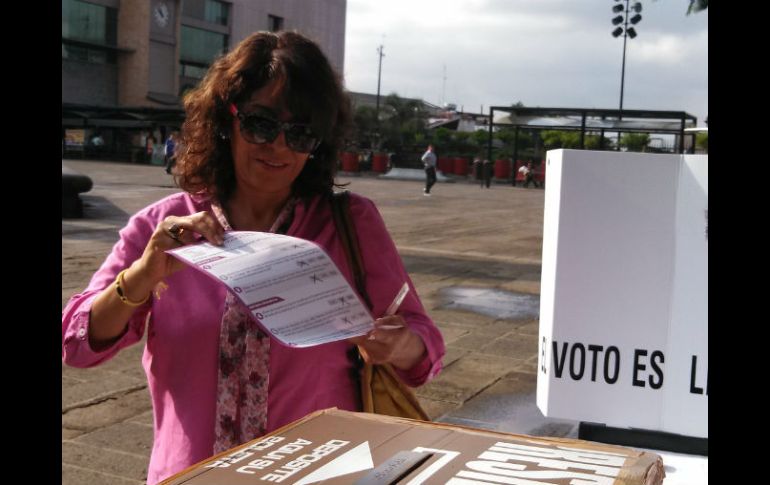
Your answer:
[115,269,150,307]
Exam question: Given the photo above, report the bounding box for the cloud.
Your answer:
[634,30,708,66]
[344,0,708,121]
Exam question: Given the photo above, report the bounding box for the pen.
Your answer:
[377,282,409,330]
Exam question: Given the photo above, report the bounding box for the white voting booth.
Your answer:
[537,149,707,439]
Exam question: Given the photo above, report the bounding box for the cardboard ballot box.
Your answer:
[161,408,664,485]
[537,150,708,439]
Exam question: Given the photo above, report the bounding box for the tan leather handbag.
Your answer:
[330,191,430,421]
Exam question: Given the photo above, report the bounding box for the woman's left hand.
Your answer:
[348,315,427,370]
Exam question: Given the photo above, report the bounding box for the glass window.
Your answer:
[268,14,284,32]
[62,0,117,64]
[62,0,117,45]
[62,42,116,63]
[180,62,209,80]
[204,0,229,26]
[181,25,228,65]
[62,43,88,62]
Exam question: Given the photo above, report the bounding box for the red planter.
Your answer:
[437,157,452,173]
[341,151,358,172]
[494,159,511,179]
[372,153,388,173]
[453,157,468,176]
[514,160,525,183]
[534,159,546,184]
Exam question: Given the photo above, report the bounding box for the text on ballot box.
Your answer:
[536,149,707,439]
[160,409,665,485]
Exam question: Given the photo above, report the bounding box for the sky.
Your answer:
[343,0,708,125]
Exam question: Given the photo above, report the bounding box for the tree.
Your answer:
[351,92,429,152]
[451,131,475,157]
[585,134,615,150]
[687,0,707,14]
[696,132,708,152]
[471,129,487,146]
[490,127,534,160]
[495,127,516,146]
[432,127,452,152]
[542,130,581,149]
[352,105,378,149]
[541,130,615,150]
[620,133,650,152]
[654,0,707,15]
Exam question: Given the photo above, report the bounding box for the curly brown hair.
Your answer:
[176,31,351,203]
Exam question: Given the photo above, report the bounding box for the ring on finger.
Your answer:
[167,223,184,243]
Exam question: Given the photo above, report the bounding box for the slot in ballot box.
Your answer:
[160,408,664,485]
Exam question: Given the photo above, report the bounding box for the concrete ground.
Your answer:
[61,160,577,485]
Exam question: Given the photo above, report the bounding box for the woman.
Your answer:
[145,133,157,164]
[61,31,444,484]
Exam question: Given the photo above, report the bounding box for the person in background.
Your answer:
[388,151,399,171]
[361,149,372,171]
[164,131,178,174]
[473,156,482,185]
[145,134,157,164]
[61,31,444,485]
[91,133,104,146]
[90,133,105,158]
[519,161,538,188]
[421,144,437,196]
[481,158,492,189]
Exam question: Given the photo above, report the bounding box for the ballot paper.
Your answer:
[167,231,373,347]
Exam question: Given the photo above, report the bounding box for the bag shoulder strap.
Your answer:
[329,191,373,309]
[330,192,431,421]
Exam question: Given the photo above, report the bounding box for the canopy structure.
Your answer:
[62,103,186,162]
[62,103,185,129]
[486,106,698,167]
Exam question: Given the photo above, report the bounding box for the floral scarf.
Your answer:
[211,196,297,454]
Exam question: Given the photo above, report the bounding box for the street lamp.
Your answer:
[375,44,385,125]
[375,44,385,148]
[612,0,642,118]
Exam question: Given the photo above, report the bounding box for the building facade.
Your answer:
[62,0,346,162]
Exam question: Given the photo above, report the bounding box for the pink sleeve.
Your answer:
[348,195,445,387]
[61,211,157,368]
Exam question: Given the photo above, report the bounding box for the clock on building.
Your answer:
[153,2,170,28]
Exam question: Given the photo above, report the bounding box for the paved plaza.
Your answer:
[61,159,578,485]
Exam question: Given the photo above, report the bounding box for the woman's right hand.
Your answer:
[89,211,224,348]
[133,211,226,285]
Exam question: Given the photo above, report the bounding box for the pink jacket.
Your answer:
[62,191,445,484]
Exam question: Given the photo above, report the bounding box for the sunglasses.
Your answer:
[229,103,320,153]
